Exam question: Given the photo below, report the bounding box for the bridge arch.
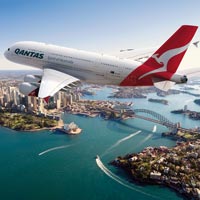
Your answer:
[133,109,175,128]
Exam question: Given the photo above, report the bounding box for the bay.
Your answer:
[0,86,199,200]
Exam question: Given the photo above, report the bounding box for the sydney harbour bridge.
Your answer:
[120,108,199,134]
[133,109,177,129]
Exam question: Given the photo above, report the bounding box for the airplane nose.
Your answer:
[4,48,10,59]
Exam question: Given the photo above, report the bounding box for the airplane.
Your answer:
[4,25,198,102]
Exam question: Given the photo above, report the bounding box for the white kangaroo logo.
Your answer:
[138,43,190,80]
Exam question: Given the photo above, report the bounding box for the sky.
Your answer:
[0,0,200,70]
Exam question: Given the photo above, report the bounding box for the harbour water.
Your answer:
[0,85,199,200]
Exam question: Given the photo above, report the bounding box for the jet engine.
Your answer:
[170,74,188,84]
[24,74,41,83]
[19,82,40,97]
[19,75,41,97]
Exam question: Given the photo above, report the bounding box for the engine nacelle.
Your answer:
[24,74,41,83]
[19,82,40,97]
[170,74,188,84]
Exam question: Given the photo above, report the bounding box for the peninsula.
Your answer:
[0,112,58,131]
[171,109,200,120]
[111,140,200,199]
[64,99,134,120]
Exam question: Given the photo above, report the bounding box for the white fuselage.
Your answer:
[4,41,140,85]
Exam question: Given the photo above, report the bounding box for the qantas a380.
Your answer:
[4,25,198,102]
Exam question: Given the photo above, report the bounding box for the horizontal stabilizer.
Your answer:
[152,78,175,91]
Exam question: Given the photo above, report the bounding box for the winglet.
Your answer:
[193,41,199,48]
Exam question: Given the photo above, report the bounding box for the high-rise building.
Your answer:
[56,99,61,109]
[14,91,21,105]
[72,93,76,102]
[0,97,4,106]
[38,98,45,114]
[3,93,10,105]
[68,94,73,105]
[32,97,37,111]
[60,92,67,107]
[76,93,81,101]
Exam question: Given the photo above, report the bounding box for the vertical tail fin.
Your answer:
[139,25,198,79]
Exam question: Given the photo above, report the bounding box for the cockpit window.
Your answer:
[8,48,10,51]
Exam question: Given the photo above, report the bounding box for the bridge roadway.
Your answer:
[115,108,199,133]
[133,114,176,129]
[132,108,176,129]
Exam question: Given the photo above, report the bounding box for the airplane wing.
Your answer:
[38,68,80,102]
[116,41,199,62]
[116,47,158,62]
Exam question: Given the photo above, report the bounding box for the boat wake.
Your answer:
[38,144,72,156]
[96,156,160,199]
[152,125,157,133]
[184,98,194,105]
[141,134,153,145]
[103,131,141,155]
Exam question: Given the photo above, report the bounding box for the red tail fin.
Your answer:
[120,25,198,86]
[144,25,198,75]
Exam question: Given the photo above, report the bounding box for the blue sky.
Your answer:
[0,0,200,69]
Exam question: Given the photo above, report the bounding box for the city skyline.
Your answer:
[0,0,200,70]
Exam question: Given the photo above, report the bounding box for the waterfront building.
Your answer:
[150,171,161,180]
[184,105,188,112]
[176,122,181,129]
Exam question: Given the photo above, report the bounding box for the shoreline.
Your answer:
[1,124,63,133]
[112,140,200,200]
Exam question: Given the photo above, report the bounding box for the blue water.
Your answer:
[0,86,199,200]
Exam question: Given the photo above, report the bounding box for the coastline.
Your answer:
[0,112,62,132]
[1,123,64,133]
[111,140,200,200]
